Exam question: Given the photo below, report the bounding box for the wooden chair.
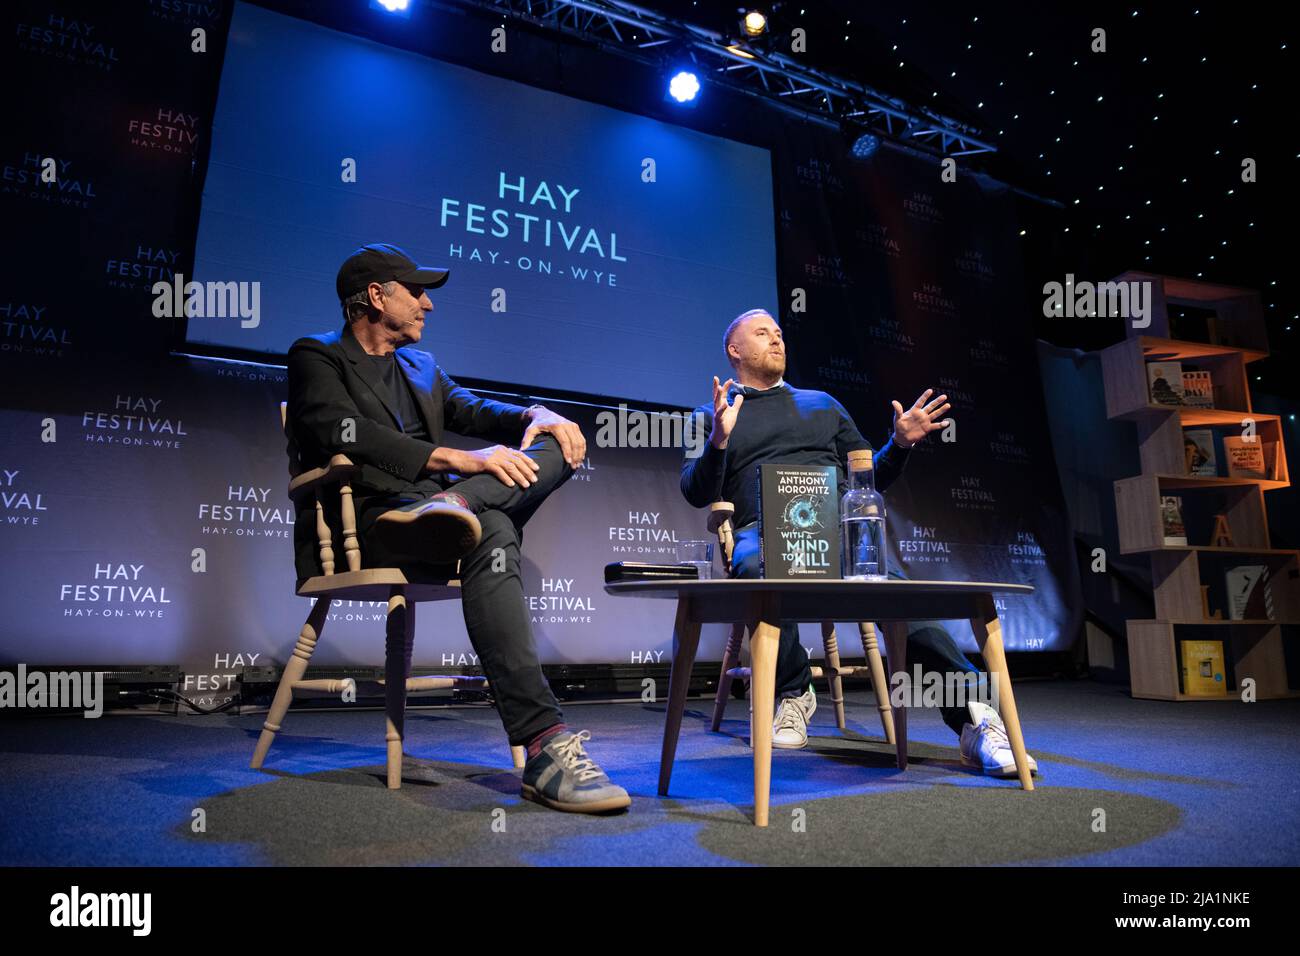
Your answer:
[250,404,526,787]
[706,501,895,744]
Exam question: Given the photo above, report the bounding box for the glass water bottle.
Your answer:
[841,449,887,581]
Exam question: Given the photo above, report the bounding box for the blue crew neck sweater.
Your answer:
[680,382,910,529]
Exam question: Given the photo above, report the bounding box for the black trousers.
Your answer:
[357,435,571,747]
[729,523,978,736]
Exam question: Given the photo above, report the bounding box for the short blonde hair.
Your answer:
[723,308,775,367]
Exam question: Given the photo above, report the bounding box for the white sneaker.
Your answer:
[751,686,817,750]
[959,700,1039,777]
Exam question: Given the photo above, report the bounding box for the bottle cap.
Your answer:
[847,449,874,469]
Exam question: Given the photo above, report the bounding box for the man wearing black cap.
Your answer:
[285,243,630,813]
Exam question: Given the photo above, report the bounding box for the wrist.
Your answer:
[893,432,913,450]
[427,447,466,473]
[522,403,546,424]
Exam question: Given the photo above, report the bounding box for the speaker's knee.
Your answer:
[528,434,572,484]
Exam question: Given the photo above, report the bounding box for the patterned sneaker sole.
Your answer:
[520,783,632,814]
[375,506,482,564]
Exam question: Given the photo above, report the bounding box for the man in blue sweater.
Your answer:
[680,309,1037,777]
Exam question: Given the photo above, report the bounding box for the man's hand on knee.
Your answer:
[520,406,587,468]
[456,445,541,487]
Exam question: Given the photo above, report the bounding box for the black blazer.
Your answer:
[285,324,529,579]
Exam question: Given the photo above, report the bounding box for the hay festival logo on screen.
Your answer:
[438,171,626,287]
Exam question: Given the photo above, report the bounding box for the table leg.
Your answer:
[658,596,701,796]
[748,592,780,828]
[881,621,909,771]
[970,594,1034,791]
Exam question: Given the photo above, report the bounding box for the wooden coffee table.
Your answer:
[604,578,1036,826]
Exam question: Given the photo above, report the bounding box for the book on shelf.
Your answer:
[1146,361,1184,406]
[1160,495,1187,546]
[1183,428,1217,476]
[1181,369,1214,408]
[1226,565,1273,621]
[756,463,841,579]
[1178,640,1228,696]
[1222,435,1267,479]
[1263,440,1281,480]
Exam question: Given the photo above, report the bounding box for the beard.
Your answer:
[757,350,786,376]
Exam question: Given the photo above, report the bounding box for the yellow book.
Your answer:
[1180,640,1227,696]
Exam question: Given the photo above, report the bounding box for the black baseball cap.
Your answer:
[335,243,450,300]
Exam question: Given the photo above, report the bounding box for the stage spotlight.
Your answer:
[742,10,769,36]
[668,70,701,104]
[851,132,881,159]
[371,0,410,13]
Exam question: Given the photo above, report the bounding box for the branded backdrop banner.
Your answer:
[0,0,1082,709]
[0,354,719,708]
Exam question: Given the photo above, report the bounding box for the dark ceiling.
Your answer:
[648,1,1296,393]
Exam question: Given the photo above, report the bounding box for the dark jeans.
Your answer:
[357,436,571,747]
[729,523,979,736]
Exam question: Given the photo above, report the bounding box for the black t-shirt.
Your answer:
[366,352,430,442]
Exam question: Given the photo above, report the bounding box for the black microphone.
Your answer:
[381,310,424,330]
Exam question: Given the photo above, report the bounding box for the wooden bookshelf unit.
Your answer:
[1099,272,1298,701]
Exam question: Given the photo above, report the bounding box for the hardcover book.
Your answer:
[1160,495,1187,546]
[1179,640,1228,696]
[757,464,841,579]
[1263,441,1281,480]
[1183,429,1217,476]
[1222,436,1267,479]
[1146,361,1184,406]
[1181,369,1214,408]
[1226,565,1272,621]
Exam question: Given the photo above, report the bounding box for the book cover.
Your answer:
[757,464,841,579]
[1263,440,1280,480]
[1222,435,1267,479]
[1146,361,1184,406]
[1183,428,1217,476]
[1160,495,1187,546]
[1179,640,1228,696]
[1226,565,1272,620]
[1181,369,1214,408]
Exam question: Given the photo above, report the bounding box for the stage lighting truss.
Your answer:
[463,0,996,158]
